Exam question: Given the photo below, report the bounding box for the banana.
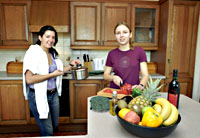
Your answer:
[163,103,179,126]
[153,104,162,113]
[155,98,172,121]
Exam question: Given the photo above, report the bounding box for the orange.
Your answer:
[118,108,130,119]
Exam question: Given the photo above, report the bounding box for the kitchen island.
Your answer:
[88,93,200,138]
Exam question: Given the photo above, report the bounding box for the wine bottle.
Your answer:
[167,69,180,108]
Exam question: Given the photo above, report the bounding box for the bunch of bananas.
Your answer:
[153,98,179,126]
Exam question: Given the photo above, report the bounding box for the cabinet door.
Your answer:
[101,3,131,46]
[0,80,30,125]
[71,2,101,46]
[0,0,31,48]
[102,80,110,88]
[69,80,102,123]
[166,2,198,78]
[131,4,159,50]
[30,0,70,33]
[164,78,193,98]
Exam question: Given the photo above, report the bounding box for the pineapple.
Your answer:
[128,76,163,109]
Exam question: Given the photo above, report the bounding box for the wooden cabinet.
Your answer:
[0,0,31,49]
[0,80,30,125]
[131,4,160,50]
[30,0,70,33]
[69,80,102,123]
[151,0,199,97]
[69,78,165,124]
[163,78,193,97]
[70,2,131,50]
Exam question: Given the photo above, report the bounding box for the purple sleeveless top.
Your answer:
[29,54,57,90]
[105,46,147,89]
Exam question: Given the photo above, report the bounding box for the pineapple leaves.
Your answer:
[143,76,163,102]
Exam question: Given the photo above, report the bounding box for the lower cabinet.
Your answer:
[0,80,30,125]
[0,78,166,125]
[69,80,102,123]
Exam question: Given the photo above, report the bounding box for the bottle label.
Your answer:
[168,93,178,107]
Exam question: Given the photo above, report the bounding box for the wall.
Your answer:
[192,12,200,102]
[0,33,151,72]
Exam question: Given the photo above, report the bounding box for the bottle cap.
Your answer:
[173,69,178,77]
[113,91,117,95]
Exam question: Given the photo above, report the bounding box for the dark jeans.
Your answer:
[28,89,59,136]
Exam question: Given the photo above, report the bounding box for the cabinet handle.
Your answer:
[98,40,100,45]
[168,59,171,63]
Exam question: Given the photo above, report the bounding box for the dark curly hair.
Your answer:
[36,25,59,59]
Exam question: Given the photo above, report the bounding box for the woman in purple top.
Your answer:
[104,22,149,90]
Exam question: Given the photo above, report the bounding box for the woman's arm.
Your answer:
[25,70,63,84]
[138,62,149,89]
[25,59,81,84]
[63,59,81,73]
[104,66,122,87]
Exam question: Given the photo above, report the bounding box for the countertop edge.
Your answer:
[0,71,166,80]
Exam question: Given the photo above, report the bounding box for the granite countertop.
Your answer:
[0,71,166,80]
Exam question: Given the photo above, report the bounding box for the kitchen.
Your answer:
[0,0,200,137]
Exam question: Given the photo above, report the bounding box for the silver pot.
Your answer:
[71,64,88,80]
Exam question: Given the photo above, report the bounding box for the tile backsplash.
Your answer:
[0,33,151,71]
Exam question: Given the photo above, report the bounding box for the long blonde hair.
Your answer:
[114,21,134,50]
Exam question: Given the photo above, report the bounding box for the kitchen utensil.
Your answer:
[86,54,89,62]
[71,64,88,80]
[92,58,105,70]
[97,88,128,99]
[120,81,123,87]
[83,54,87,62]
[115,105,181,138]
[84,61,92,72]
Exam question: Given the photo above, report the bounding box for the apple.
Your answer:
[142,106,153,115]
[124,110,140,124]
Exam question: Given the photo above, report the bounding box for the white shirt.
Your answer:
[23,44,63,119]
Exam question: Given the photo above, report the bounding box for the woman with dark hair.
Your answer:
[23,25,80,136]
[104,22,149,90]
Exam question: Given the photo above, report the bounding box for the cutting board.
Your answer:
[97,88,130,99]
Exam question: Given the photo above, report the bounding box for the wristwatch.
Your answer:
[139,84,144,89]
[69,63,74,67]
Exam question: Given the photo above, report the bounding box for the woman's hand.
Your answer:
[132,84,144,90]
[64,59,82,73]
[112,75,123,87]
[70,59,81,66]
[51,70,64,77]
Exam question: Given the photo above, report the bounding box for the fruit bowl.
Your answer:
[115,106,181,138]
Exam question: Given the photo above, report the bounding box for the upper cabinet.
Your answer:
[70,2,131,50]
[0,0,31,49]
[131,4,160,50]
[30,0,70,32]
